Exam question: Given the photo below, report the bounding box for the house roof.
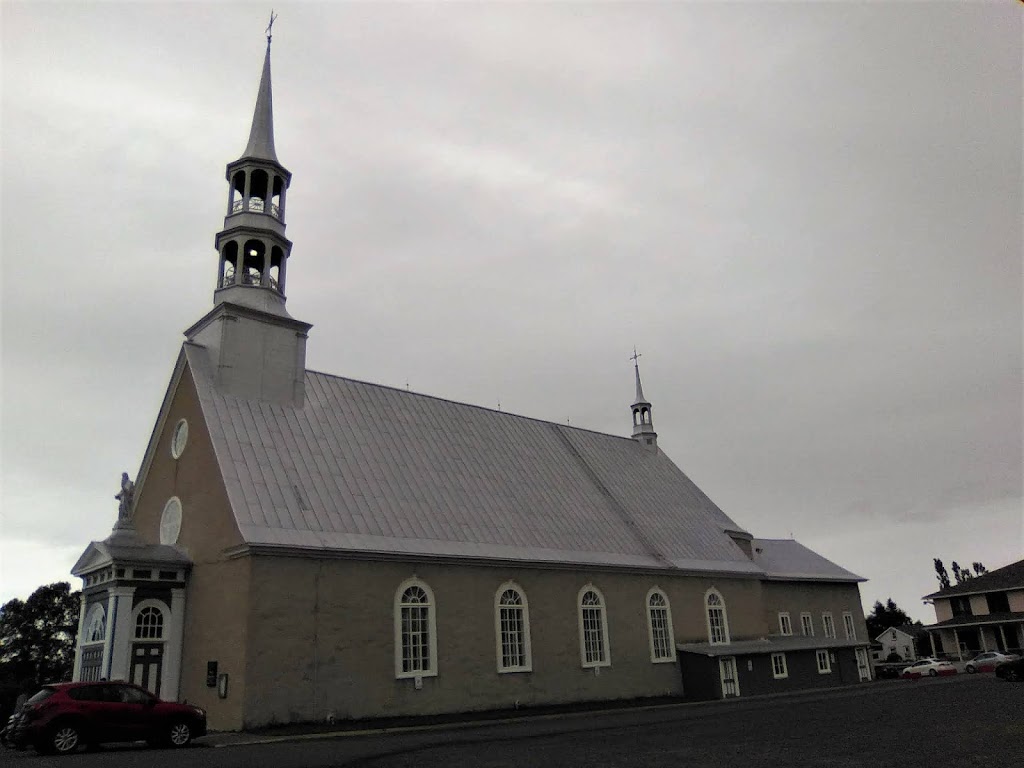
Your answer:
[185,343,775,575]
[72,528,191,576]
[752,538,865,582]
[923,611,1024,630]
[874,625,922,642]
[677,635,865,656]
[923,559,1024,599]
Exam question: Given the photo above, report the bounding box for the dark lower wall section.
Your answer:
[680,648,865,700]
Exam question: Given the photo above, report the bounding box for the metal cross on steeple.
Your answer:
[630,347,641,365]
[266,10,278,43]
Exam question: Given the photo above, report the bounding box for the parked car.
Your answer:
[995,657,1024,682]
[8,681,206,755]
[900,658,956,679]
[965,651,1019,674]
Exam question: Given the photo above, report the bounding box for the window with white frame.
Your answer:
[800,612,814,637]
[496,584,532,673]
[822,613,836,639]
[84,604,106,643]
[578,586,610,667]
[134,606,164,640]
[778,612,792,636]
[706,590,730,645]
[816,649,831,674]
[395,579,437,678]
[843,612,856,640]
[647,589,675,662]
[771,652,788,679]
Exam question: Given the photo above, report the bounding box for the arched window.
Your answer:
[134,605,164,640]
[705,589,730,645]
[495,583,532,673]
[394,579,437,679]
[647,588,675,662]
[578,585,610,668]
[84,604,106,643]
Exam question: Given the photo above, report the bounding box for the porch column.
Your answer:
[929,631,937,657]
[952,628,961,660]
[998,625,1008,652]
[980,627,988,651]
[162,588,187,701]
[71,593,87,681]
[106,586,136,682]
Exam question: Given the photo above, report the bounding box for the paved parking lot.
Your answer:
[2,675,1021,767]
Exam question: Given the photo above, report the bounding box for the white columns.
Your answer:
[106,586,136,682]
[929,631,937,658]
[72,593,87,681]
[163,588,187,701]
[980,627,989,652]
[952,628,961,660]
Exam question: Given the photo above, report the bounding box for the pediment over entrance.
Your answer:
[71,535,191,577]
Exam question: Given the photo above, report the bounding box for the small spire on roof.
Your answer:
[241,13,279,163]
[630,347,648,405]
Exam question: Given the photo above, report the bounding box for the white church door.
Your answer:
[719,656,740,698]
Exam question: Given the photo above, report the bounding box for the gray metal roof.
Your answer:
[677,635,866,656]
[185,344,765,575]
[752,538,865,582]
[240,42,278,164]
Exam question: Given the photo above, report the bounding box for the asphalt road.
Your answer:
[2,675,1020,767]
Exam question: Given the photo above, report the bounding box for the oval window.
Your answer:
[170,419,189,459]
[160,497,182,545]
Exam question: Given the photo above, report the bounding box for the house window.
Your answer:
[647,589,675,662]
[395,579,437,678]
[778,612,792,636]
[801,612,814,637]
[950,597,973,617]
[706,590,730,645]
[495,584,531,673]
[843,612,856,640]
[578,586,610,667]
[771,652,788,679]
[822,613,836,639]
[134,606,164,640]
[84,604,106,643]
[816,649,832,674]
[856,648,871,681]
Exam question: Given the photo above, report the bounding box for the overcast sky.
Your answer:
[2,2,1020,623]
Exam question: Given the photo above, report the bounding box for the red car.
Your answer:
[8,681,206,755]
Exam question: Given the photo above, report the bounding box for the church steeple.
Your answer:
[185,25,311,407]
[630,349,657,451]
[214,25,293,315]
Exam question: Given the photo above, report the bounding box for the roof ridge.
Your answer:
[304,367,639,443]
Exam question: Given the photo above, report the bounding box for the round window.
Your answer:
[160,497,182,545]
[170,419,189,459]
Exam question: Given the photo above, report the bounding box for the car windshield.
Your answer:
[26,688,55,705]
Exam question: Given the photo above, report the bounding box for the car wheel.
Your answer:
[1006,669,1020,682]
[928,669,938,677]
[48,723,82,755]
[966,664,976,673]
[167,721,192,748]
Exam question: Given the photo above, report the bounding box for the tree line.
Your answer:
[0,582,79,718]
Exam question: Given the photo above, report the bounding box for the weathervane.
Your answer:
[266,9,278,44]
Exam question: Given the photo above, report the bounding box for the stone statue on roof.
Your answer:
[115,472,135,520]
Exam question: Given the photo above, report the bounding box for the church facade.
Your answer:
[71,39,872,732]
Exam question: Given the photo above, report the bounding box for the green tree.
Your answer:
[0,582,80,716]
[934,558,950,590]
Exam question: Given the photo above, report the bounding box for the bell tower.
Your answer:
[630,349,658,451]
[185,26,311,406]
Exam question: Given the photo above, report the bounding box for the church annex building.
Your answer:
[70,39,873,731]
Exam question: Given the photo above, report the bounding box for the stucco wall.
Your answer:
[130,360,250,730]
[933,599,953,622]
[241,556,769,727]
[969,595,989,616]
[759,582,868,641]
[1008,590,1024,612]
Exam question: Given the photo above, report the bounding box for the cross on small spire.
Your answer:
[630,347,642,365]
[266,10,278,44]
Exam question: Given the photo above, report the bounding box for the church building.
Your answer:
[71,37,872,732]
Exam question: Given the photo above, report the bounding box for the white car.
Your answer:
[965,651,1019,674]
[901,658,956,678]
